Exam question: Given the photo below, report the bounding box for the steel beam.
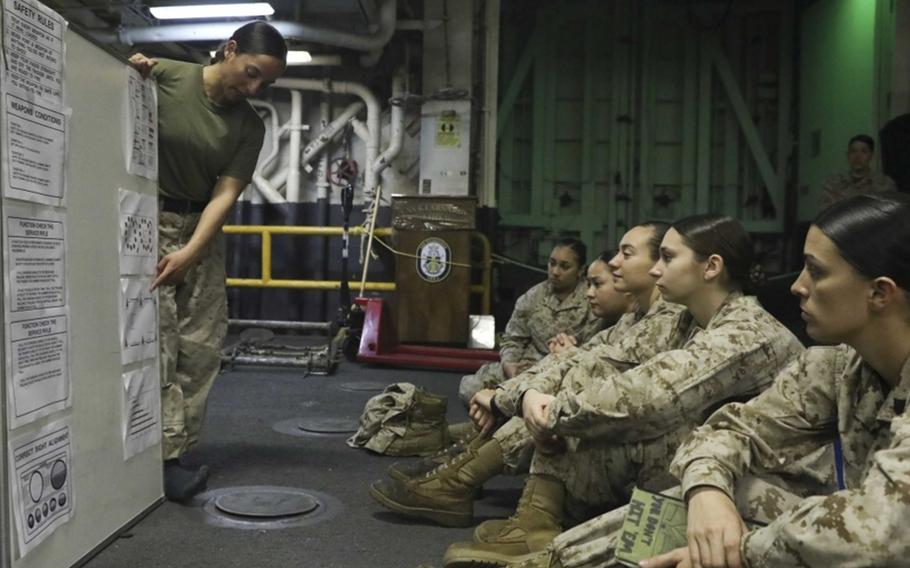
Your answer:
[639,0,654,221]
[531,18,550,219]
[776,2,795,215]
[696,35,713,213]
[480,0,501,207]
[497,14,554,139]
[681,26,698,216]
[709,37,784,217]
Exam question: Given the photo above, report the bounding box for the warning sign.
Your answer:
[435,111,460,148]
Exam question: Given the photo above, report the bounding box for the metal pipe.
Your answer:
[220,354,332,371]
[359,49,384,68]
[247,100,288,203]
[273,78,380,204]
[229,319,332,331]
[316,97,332,319]
[109,0,398,53]
[302,101,365,171]
[373,70,406,174]
[249,100,281,177]
[229,278,397,291]
[251,171,288,204]
[286,90,303,202]
[223,226,392,236]
[226,278,485,297]
[316,99,333,202]
[350,118,371,144]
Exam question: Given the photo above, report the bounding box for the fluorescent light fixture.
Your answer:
[150,3,274,20]
[209,49,312,65]
[287,51,312,65]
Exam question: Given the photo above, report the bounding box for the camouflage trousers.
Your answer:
[493,416,535,475]
[530,429,690,523]
[158,211,228,460]
[459,362,507,406]
[547,469,834,568]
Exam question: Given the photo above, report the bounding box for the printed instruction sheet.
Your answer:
[3,201,70,427]
[1,91,68,205]
[122,364,161,460]
[2,0,67,105]
[118,188,158,275]
[8,416,73,557]
[4,201,66,314]
[5,309,70,428]
[124,67,158,180]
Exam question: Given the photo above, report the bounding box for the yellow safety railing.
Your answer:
[222,225,492,314]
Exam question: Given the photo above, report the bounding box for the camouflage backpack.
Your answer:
[346,382,450,456]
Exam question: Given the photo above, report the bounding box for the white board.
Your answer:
[1,23,162,568]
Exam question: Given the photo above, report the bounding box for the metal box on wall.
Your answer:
[418,100,471,196]
[392,195,476,344]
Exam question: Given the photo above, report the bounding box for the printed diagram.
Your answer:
[9,419,74,555]
[119,278,158,364]
[123,292,157,349]
[121,214,156,258]
[122,365,161,459]
[118,189,157,275]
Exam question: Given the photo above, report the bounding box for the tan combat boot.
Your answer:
[442,474,564,567]
[369,438,504,527]
[387,429,484,481]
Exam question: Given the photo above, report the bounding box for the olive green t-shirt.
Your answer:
[151,58,265,202]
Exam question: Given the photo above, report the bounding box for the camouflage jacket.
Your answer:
[672,345,910,567]
[819,171,896,209]
[539,293,804,442]
[499,279,602,365]
[493,297,687,416]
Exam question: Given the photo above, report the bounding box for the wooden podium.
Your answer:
[392,195,476,344]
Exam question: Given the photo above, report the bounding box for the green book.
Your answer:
[615,487,764,567]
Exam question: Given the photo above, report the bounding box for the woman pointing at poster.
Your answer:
[129,21,286,502]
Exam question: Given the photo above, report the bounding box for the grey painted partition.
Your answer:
[2,26,162,568]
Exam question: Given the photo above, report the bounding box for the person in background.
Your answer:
[819,134,896,208]
[129,21,287,502]
[458,239,603,407]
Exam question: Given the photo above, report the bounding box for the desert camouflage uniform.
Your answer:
[509,294,805,519]
[494,297,686,416]
[460,279,602,405]
[670,344,910,567]
[527,464,834,568]
[491,298,685,474]
[159,211,228,460]
[819,171,896,209]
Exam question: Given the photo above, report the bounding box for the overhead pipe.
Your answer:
[286,90,303,202]
[301,101,365,170]
[249,100,285,179]
[251,172,288,204]
[273,78,380,204]
[316,97,332,321]
[106,0,397,54]
[350,118,371,145]
[373,70,406,174]
[255,100,366,195]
